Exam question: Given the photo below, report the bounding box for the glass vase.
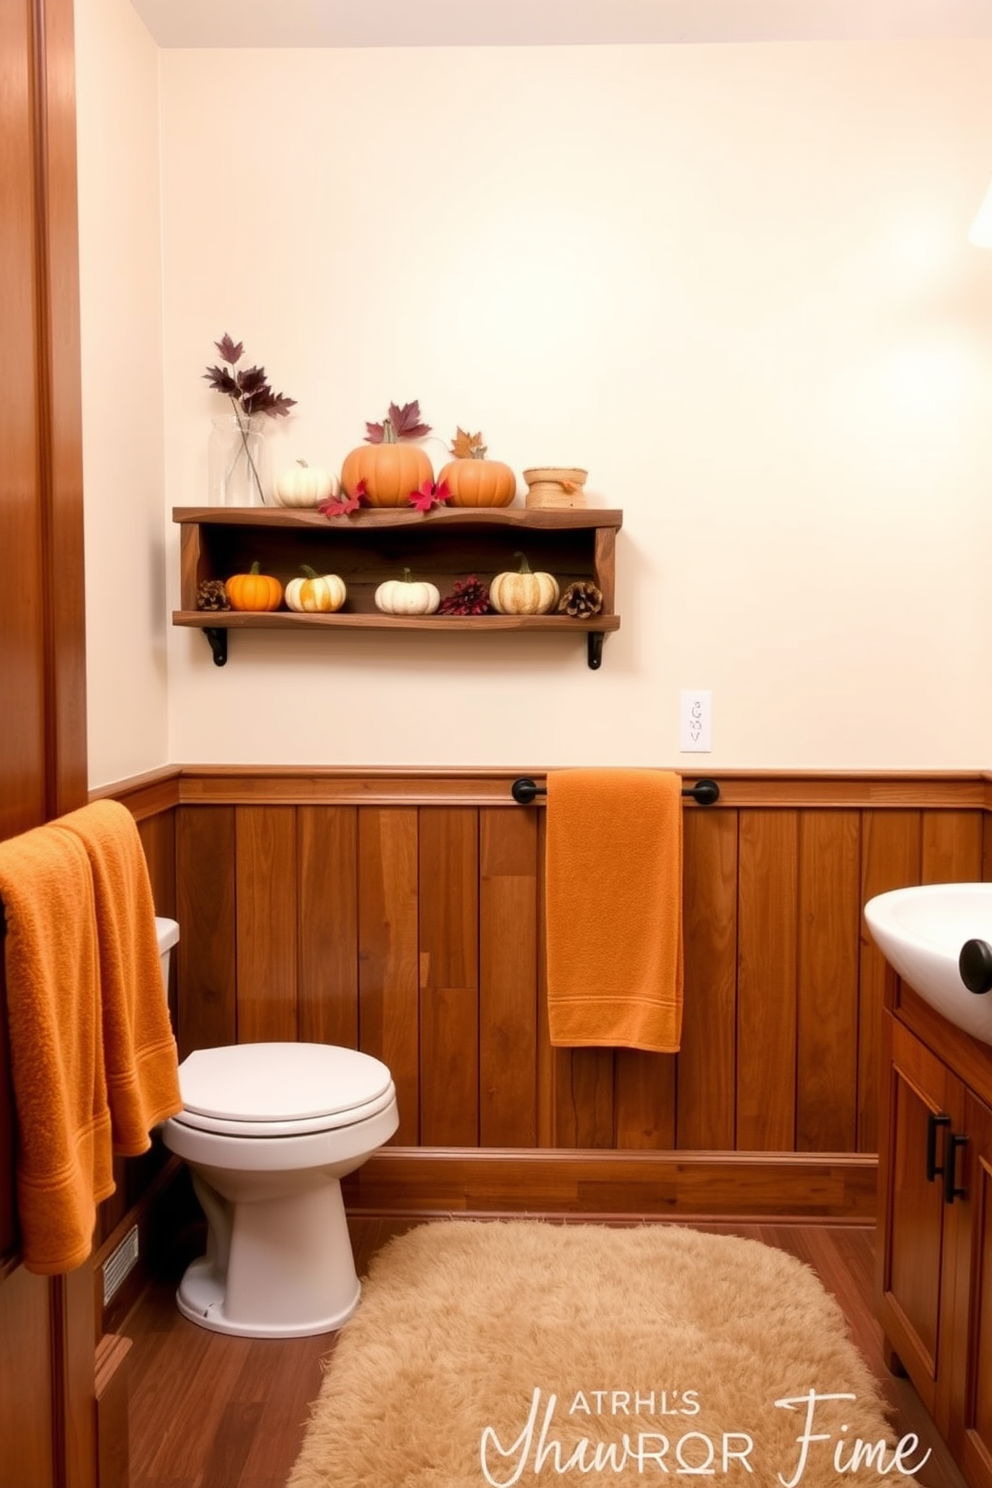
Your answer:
[208,411,267,506]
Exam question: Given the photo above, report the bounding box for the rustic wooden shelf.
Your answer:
[172,506,622,668]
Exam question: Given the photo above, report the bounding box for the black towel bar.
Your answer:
[510,777,720,806]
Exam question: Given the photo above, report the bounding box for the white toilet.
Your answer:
[154,918,399,1339]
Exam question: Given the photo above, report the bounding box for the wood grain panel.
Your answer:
[797,810,860,1152]
[614,1048,676,1149]
[358,809,420,1143]
[554,1049,616,1148]
[298,806,358,1047]
[0,1265,54,1488]
[678,807,739,1149]
[922,810,984,884]
[858,810,922,1153]
[737,809,799,1149]
[418,809,479,1146]
[0,0,46,845]
[346,1147,877,1221]
[109,776,992,1184]
[176,806,236,1056]
[236,807,297,1042]
[479,808,539,1146]
[39,0,87,824]
[136,809,176,919]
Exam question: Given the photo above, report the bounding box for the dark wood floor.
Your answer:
[121,1217,967,1488]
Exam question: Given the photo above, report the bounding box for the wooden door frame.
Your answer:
[1,0,94,1484]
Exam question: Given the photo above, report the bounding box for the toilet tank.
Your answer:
[155,917,180,994]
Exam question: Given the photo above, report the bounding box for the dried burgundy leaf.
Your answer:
[237,365,268,397]
[215,334,243,365]
[364,399,432,444]
[388,400,432,440]
[204,335,296,419]
[203,365,240,397]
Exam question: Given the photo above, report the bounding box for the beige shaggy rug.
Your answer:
[287,1221,924,1488]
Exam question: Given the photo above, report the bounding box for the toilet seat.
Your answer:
[171,1042,396,1137]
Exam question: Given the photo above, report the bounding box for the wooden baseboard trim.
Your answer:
[344,1147,877,1222]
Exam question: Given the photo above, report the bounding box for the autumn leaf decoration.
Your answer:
[366,400,432,445]
[450,427,488,459]
[204,334,297,504]
[409,478,451,513]
[320,480,369,518]
[203,334,297,419]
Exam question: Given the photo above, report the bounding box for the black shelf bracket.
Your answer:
[587,632,605,670]
[203,628,228,666]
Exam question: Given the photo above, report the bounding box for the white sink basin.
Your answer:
[864,882,992,1046]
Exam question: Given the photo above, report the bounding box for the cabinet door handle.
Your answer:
[926,1112,951,1181]
[943,1132,968,1204]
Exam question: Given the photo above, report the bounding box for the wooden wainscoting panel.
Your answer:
[235,806,297,1042]
[358,808,420,1143]
[613,1047,676,1149]
[737,809,799,1149]
[797,810,860,1152]
[479,807,539,1147]
[136,809,176,920]
[921,809,984,884]
[151,775,992,1181]
[298,806,359,1047]
[858,810,922,1153]
[418,808,479,1145]
[677,806,739,1149]
[554,1048,617,1148]
[0,1265,55,1488]
[95,1333,131,1488]
[176,805,237,1056]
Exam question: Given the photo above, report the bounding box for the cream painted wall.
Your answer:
[80,26,992,774]
[75,0,169,787]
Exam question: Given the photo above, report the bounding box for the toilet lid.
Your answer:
[175,1042,395,1134]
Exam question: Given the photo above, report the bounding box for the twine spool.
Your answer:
[522,466,588,510]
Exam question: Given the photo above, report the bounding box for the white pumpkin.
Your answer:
[284,566,347,613]
[374,568,440,615]
[273,460,339,509]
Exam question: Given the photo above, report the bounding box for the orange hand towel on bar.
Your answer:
[545,768,683,1052]
[0,822,115,1274]
[59,800,182,1153]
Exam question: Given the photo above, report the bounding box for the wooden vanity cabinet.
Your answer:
[879,981,992,1487]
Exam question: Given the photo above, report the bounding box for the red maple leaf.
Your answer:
[320,482,368,518]
[408,479,451,513]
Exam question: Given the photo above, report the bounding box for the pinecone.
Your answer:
[437,576,493,615]
[196,579,231,611]
[558,581,603,618]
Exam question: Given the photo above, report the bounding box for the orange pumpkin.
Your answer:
[225,561,283,611]
[437,430,515,508]
[438,455,516,508]
[341,441,433,507]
